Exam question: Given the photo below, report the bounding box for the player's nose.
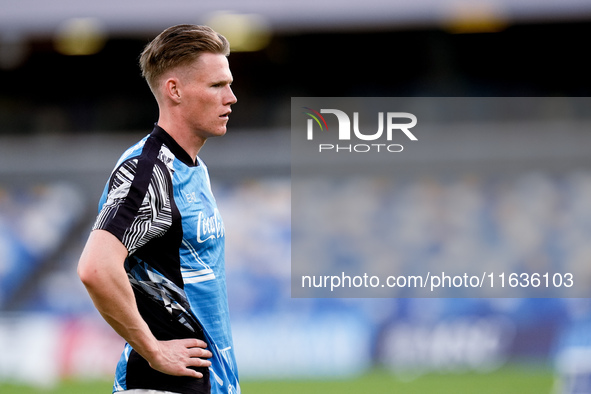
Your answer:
[224,85,237,105]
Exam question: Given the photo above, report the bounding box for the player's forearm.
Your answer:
[77,230,160,360]
[83,265,160,359]
[78,229,212,378]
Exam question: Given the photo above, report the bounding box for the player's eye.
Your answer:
[212,81,232,88]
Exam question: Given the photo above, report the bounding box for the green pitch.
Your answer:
[0,366,555,394]
[242,367,556,394]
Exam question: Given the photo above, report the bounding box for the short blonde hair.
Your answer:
[139,24,230,94]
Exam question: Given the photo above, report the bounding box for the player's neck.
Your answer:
[157,118,206,163]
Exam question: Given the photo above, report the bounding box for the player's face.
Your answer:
[179,52,237,139]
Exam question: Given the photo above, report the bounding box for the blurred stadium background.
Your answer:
[1,0,591,393]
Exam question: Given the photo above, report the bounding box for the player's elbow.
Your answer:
[77,257,98,288]
[77,229,127,288]
[77,250,104,289]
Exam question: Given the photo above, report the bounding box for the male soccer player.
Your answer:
[77,24,239,394]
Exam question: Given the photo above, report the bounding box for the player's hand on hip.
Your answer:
[148,338,213,378]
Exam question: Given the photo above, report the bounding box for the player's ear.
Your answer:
[164,77,182,104]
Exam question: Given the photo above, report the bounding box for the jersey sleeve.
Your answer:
[93,157,173,255]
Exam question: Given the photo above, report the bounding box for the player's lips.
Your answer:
[219,110,231,119]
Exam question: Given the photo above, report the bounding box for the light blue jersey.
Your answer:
[94,125,239,394]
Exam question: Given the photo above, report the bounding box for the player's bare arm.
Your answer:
[77,229,212,378]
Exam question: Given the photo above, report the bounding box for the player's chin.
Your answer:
[210,126,228,138]
[207,118,229,137]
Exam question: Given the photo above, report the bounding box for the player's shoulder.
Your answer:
[120,134,151,161]
[109,133,171,180]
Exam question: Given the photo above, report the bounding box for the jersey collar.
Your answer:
[151,124,199,167]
